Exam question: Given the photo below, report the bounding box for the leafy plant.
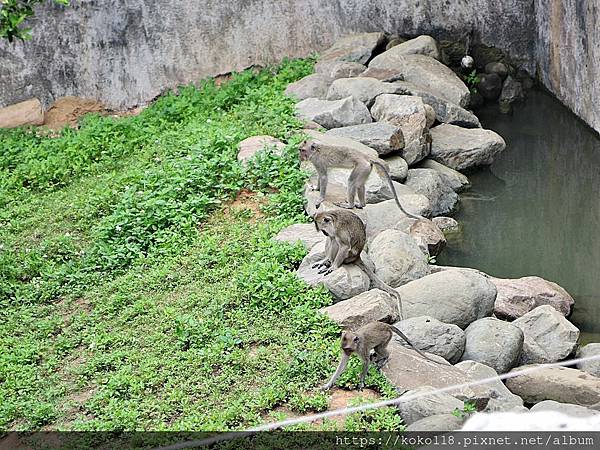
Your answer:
[463,69,480,93]
[0,0,69,42]
[452,401,477,419]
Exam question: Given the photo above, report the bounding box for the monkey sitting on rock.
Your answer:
[322,321,441,391]
[312,209,403,318]
[299,139,420,219]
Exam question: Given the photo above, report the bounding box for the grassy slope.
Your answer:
[0,59,401,432]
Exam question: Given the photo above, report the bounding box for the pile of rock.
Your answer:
[241,32,599,431]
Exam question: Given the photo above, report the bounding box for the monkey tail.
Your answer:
[371,160,421,220]
[389,325,442,364]
[355,259,403,320]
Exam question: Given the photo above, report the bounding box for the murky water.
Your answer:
[438,89,600,343]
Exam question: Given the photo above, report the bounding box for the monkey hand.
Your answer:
[318,267,334,276]
[312,260,331,270]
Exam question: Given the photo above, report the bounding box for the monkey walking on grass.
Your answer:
[322,321,441,391]
[299,139,420,219]
[312,209,404,319]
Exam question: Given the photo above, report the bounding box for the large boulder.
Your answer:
[491,276,574,320]
[505,365,600,409]
[394,315,465,363]
[371,94,430,165]
[320,289,400,330]
[405,168,459,216]
[237,135,285,164]
[396,270,497,329]
[513,305,580,364]
[461,317,524,373]
[530,400,599,417]
[429,124,506,171]
[364,54,470,107]
[320,32,386,65]
[463,410,600,431]
[406,414,464,431]
[407,218,446,256]
[577,344,600,377]
[396,386,463,425]
[273,223,325,251]
[284,73,332,100]
[326,122,405,156]
[394,81,481,128]
[383,154,408,182]
[326,77,404,107]
[432,216,460,233]
[297,241,369,301]
[0,98,44,128]
[455,361,524,412]
[418,159,471,192]
[485,62,509,80]
[369,229,429,288]
[295,96,372,129]
[382,35,441,61]
[314,60,366,79]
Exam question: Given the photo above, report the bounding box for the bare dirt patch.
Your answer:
[225,189,267,221]
[44,96,106,130]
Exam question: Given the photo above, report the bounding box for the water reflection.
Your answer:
[439,89,600,342]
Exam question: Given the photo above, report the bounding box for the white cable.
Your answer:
[153,353,600,450]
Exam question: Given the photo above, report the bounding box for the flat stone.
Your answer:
[237,135,285,164]
[0,98,44,128]
[284,73,332,100]
[273,223,325,251]
[381,35,441,61]
[326,77,405,107]
[295,96,372,129]
[384,154,409,182]
[314,60,366,79]
[405,168,459,216]
[396,386,463,425]
[432,216,460,233]
[429,124,506,171]
[320,32,386,65]
[530,400,599,417]
[463,410,600,431]
[418,158,471,192]
[407,217,446,256]
[326,122,404,156]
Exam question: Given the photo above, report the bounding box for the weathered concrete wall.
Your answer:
[535,0,600,134]
[0,0,534,110]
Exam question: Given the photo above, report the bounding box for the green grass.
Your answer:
[0,58,401,432]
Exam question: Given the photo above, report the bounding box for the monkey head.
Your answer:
[313,211,335,236]
[299,140,317,161]
[341,330,360,354]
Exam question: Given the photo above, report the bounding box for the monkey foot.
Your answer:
[334,202,354,209]
[354,203,365,209]
[318,268,333,276]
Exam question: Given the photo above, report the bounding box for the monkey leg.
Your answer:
[314,238,338,271]
[373,343,390,369]
[321,352,349,391]
[335,161,370,209]
[358,355,370,390]
[320,243,349,275]
[315,171,328,209]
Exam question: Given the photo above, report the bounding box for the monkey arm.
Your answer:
[321,352,349,390]
[320,242,349,275]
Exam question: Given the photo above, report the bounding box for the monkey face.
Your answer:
[314,212,334,236]
[341,331,359,354]
[298,140,316,161]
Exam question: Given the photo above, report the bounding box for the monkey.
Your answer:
[299,140,420,219]
[312,209,404,319]
[321,321,441,390]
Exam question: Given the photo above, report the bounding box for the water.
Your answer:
[438,89,600,343]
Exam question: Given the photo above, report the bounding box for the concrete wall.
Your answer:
[0,0,534,110]
[0,0,597,133]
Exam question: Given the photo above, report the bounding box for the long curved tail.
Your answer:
[355,259,403,320]
[389,326,442,364]
[372,160,421,220]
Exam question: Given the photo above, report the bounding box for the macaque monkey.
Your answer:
[322,321,440,390]
[299,140,420,219]
[313,209,403,319]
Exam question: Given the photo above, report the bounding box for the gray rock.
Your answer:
[385,36,406,51]
[418,159,471,192]
[0,98,44,129]
[461,317,524,374]
[295,96,372,129]
[505,365,600,409]
[237,135,285,164]
[320,288,400,330]
[397,270,497,329]
[284,73,332,100]
[432,216,460,233]
[297,241,369,301]
[530,400,599,417]
[405,168,459,216]
[380,35,441,62]
[423,104,436,128]
[499,75,525,106]
[394,315,465,363]
[364,54,470,107]
[369,229,429,288]
[371,94,430,165]
[455,361,524,412]
[314,60,366,80]
[491,276,575,320]
[396,386,463,425]
[320,32,386,65]
[478,72,503,100]
[407,217,447,256]
[326,77,404,107]
[326,122,404,156]
[383,154,408,182]
[394,81,481,128]
[406,413,464,431]
[273,223,325,251]
[513,305,580,364]
[485,62,509,80]
[429,124,506,171]
[576,343,600,377]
